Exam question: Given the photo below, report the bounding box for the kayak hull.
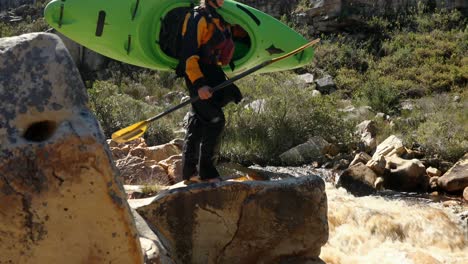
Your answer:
[44,0,314,75]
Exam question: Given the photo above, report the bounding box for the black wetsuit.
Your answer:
[179,5,242,180]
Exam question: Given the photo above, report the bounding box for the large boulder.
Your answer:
[240,0,300,17]
[372,136,428,192]
[158,155,183,183]
[340,135,430,193]
[296,0,468,34]
[349,152,372,167]
[383,155,429,192]
[438,153,468,192]
[116,155,170,185]
[337,162,380,196]
[314,74,336,94]
[240,1,467,34]
[372,135,406,159]
[366,154,386,175]
[137,176,328,264]
[279,136,334,165]
[145,143,181,162]
[0,33,142,263]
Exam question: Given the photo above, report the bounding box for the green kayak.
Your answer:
[44,0,314,75]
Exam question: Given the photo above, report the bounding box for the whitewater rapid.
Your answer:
[249,165,467,264]
[322,183,467,264]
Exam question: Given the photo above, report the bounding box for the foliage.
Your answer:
[387,93,468,162]
[221,72,356,165]
[0,0,49,38]
[411,5,466,32]
[362,95,467,163]
[378,29,467,93]
[88,81,180,146]
[141,184,166,196]
[311,37,372,76]
[353,72,402,115]
[0,18,49,38]
[313,8,467,109]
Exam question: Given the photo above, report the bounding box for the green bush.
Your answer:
[315,8,467,99]
[0,22,14,38]
[88,81,178,146]
[312,37,371,76]
[101,64,185,101]
[408,94,467,161]
[414,113,467,161]
[413,7,466,32]
[334,68,365,94]
[221,72,356,165]
[0,18,48,38]
[353,72,401,115]
[375,93,468,162]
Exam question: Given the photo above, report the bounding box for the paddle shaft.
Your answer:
[111,39,319,142]
[146,60,270,123]
[144,38,320,124]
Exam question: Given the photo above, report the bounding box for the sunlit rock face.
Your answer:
[0,33,142,263]
[240,0,300,17]
[242,0,467,33]
[243,0,467,17]
[138,176,328,264]
[438,153,468,192]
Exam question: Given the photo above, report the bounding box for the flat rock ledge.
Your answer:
[137,176,328,264]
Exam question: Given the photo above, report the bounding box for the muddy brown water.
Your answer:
[248,165,468,264]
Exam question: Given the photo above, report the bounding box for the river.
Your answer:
[249,165,468,264]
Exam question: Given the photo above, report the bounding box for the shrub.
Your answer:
[221,72,356,165]
[88,81,177,146]
[141,184,166,196]
[378,94,468,162]
[0,18,48,38]
[413,7,466,32]
[0,22,14,38]
[335,68,365,94]
[102,65,184,102]
[413,113,467,161]
[408,94,468,161]
[353,73,401,115]
[312,37,371,76]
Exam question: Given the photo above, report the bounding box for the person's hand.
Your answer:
[198,86,213,100]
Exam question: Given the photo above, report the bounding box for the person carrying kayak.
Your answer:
[178,0,243,183]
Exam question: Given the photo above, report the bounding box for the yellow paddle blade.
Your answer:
[111,121,148,143]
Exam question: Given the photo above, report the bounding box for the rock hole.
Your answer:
[23,120,57,142]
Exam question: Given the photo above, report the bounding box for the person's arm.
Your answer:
[180,15,212,99]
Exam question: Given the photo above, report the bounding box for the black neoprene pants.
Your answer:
[182,64,226,180]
